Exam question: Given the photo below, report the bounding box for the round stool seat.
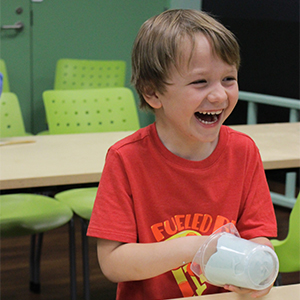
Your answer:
[0,193,73,237]
[55,187,97,220]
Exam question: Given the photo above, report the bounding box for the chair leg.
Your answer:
[80,218,90,300]
[274,273,282,286]
[69,217,77,300]
[29,233,43,293]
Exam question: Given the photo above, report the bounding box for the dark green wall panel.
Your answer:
[0,0,32,132]
[31,0,166,133]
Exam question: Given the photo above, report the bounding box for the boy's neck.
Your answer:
[154,122,220,161]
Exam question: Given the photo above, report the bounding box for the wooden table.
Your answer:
[0,131,132,190]
[230,122,300,208]
[0,123,299,191]
[169,284,300,300]
[229,122,300,170]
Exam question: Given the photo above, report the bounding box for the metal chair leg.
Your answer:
[80,218,90,300]
[29,233,43,293]
[69,217,77,300]
[274,273,282,286]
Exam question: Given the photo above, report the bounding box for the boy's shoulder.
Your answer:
[110,123,154,152]
[223,125,258,149]
[225,125,255,141]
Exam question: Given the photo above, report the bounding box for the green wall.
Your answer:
[1,1,201,133]
[31,0,169,133]
[1,1,171,133]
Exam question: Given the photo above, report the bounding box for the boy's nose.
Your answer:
[207,85,227,103]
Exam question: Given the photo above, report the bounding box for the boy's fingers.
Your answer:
[224,284,273,298]
[250,286,273,298]
[223,285,252,294]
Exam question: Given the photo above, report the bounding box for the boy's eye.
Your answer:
[223,76,236,82]
[191,79,206,85]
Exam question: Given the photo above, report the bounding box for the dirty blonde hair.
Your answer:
[131,9,240,110]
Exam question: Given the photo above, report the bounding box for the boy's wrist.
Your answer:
[182,235,208,264]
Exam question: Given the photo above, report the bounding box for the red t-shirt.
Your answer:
[87,123,277,300]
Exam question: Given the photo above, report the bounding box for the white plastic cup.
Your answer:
[191,223,279,290]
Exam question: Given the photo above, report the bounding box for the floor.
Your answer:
[1,216,118,300]
[1,184,299,300]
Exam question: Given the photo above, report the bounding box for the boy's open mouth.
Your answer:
[194,110,223,125]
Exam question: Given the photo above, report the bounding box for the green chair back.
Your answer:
[54,59,126,90]
[43,87,140,135]
[0,92,28,137]
[271,193,300,272]
[0,59,10,92]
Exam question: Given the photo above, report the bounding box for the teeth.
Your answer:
[198,110,222,115]
[195,110,223,125]
[199,120,215,125]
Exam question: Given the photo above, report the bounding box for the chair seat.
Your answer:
[0,194,73,237]
[54,187,97,220]
[271,193,300,273]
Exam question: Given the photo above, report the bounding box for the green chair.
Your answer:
[271,193,300,283]
[271,193,300,271]
[0,59,10,92]
[43,87,139,299]
[54,187,98,299]
[0,193,73,293]
[54,188,97,222]
[0,92,31,137]
[39,59,126,135]
[0,91,76,298]
[43,87,140,134]
[54,58,126,90]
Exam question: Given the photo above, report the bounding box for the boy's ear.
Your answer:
[143,89,162,109]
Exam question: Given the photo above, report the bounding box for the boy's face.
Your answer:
[144,33,239,160]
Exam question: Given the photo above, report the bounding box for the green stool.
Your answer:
[55,187,97,300]
[0,193,73,294]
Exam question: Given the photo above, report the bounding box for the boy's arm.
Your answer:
[250,236,274,249]
[97,235,207,283]
[224,237,275,298]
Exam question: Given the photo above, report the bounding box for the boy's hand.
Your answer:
[223,237,275,298]
[224,284,273,298]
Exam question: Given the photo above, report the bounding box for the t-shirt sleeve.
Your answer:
[87,147,137,243]
[235,143,277,239]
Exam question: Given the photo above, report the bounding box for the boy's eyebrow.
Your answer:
[188,65,237,77]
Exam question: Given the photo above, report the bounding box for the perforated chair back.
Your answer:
[271,193,300,273]
[54,59,126,90]
[0,92,27,137]
[0,59,10,92]
[43,87,140,134]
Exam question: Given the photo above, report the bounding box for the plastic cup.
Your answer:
[191,223,279,290]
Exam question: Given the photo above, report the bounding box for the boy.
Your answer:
[87,9,277,299]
